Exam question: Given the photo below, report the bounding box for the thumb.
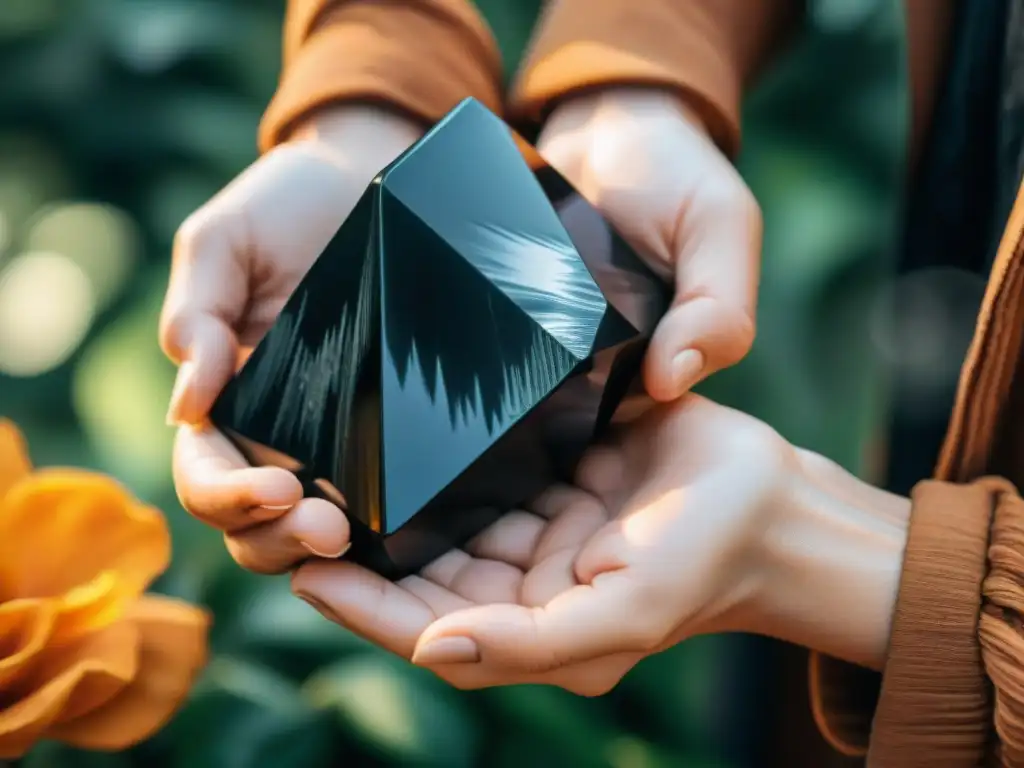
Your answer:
[163,316,239,427]
[410,572,659,673]
[160,217,247,426]
[644,185,761,401]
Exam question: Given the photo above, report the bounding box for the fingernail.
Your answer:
[248,505,288,522]
[301,541,351,559]
[260,504,293,511]
[671,349,705,392]
[165,361,196,426]
[411,637,480,665]
[295,591,339,623]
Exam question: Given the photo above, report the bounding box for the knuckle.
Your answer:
[795,446,841,478]
[158,309,189,359]
[726,423,792,478]
[173,213,214,259]
[174,209,243,269]
[175,481,247,533]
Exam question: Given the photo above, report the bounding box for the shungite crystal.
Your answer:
[210,98,669,579]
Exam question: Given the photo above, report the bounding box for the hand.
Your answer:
[537,88,762,401]
[160,105,422,427]
[280,396,797,695]
[161,106,421,536]
[191,389,908,691]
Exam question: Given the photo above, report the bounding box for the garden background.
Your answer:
[0,0,909,766]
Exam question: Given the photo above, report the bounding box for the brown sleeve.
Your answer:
[811,477,1024,765]
[258,0,504,153]
[507,0,801,156]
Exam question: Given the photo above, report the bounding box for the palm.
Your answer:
[310,403,679,691]
[296,397,786,693]
[405,481,613,620]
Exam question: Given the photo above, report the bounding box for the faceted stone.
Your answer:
[210,98,669,579]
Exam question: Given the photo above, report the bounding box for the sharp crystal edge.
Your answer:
[210,98,670,579]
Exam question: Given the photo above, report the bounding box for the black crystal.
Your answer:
[210,98,669,579]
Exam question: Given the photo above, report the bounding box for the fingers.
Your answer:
[161,212,250,425]
[225,498,351,574]
[173,424,303,532]
[410,570,662,673]
[420,549,523,605]
[644,183,761,401]
[291,560,439,659]
[290,555,639,695]
[463,511,545,569]
[164,318,240,426]
[644,294,755,400]
[159,143,360,426]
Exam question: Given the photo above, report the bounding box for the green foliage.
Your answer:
[0,0,907,765]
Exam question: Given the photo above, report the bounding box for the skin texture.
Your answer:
[536,89,760,400]
[162,92,907,692]
[160,105,424,428]
[288,393,790,693]
[174,392,909,692]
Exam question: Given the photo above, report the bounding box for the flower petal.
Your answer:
[50,596,210,751]
[52,570,123,641]
[0,599,56,689]
[0,618,138,759]
[0,471,170,605]
[0,420,31,501]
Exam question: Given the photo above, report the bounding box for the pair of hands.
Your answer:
[160,89,794,693]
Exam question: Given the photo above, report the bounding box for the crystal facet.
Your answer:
[210,98,670,579]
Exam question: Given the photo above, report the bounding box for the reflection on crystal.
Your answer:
[210,98,669,579]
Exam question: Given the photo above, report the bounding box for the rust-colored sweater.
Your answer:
[261,2,1024,765]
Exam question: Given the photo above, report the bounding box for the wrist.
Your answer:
[544,86,713,142]
[752,449,911,670]
[287,104,423,167]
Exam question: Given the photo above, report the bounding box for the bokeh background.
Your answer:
[0,0,909,766]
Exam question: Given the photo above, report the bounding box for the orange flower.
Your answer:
[0,420,210,758]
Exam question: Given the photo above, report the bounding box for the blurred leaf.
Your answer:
[808,0,892,33]
[480,685,619,767]
[0,134,70,242]
[604,735,731,768]
[149,89,262,174]
[144,170,223,246]
[92,0,280,100]
[97,0,244,75]
[71,273,175,494]
[153,500,229,606]
[208,568,373,676]
[167,656,336,768]
[304,654,480,768]
[0,0,60,41]
[618,638,728,752]
[473,0,542,81]
[21,742,132,768]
